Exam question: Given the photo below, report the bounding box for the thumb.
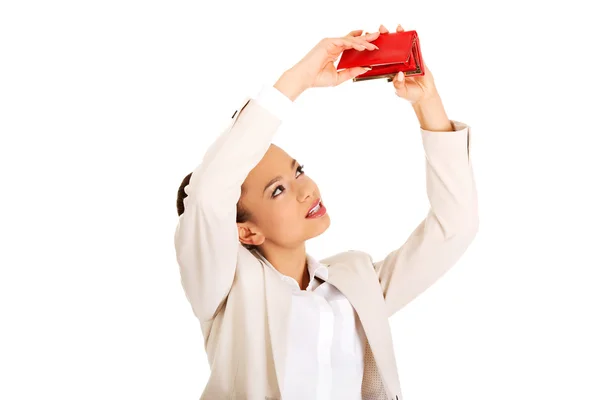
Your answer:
[393,71,408,97]
[336,67,371,85]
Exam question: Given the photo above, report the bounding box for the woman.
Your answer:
[174,23,478,400]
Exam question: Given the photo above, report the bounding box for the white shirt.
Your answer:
[253,250,367,400]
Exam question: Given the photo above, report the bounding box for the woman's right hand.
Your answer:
[275,30,380,100]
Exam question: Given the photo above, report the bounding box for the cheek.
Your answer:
[264,201,303,230]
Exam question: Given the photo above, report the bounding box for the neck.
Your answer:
[259,242,310,290]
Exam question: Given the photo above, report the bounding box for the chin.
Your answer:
[306,213,331,238]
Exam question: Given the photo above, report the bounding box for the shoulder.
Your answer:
[235,245,268,280]
[319,249,374,268]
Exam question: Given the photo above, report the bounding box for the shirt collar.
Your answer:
[307,253,329,282]
[253,250,328,290]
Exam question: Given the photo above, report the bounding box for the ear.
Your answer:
[237,223,265,246]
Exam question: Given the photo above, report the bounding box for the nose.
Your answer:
[297,182,317,203]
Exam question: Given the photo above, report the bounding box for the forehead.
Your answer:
[262,144,291,165]
[244,144,293,191]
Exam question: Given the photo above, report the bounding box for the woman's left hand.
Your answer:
[374,24,439,104]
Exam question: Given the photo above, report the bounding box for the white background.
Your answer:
[1,0,599,399]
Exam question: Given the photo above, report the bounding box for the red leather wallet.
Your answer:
[336,30,424,82]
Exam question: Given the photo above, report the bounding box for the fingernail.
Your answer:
[364,67,372,71]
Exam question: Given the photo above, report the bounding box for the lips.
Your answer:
[305,198,321,217]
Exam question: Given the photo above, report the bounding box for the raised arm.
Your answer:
[370,23,479,317]
[374,116,478,317]
[173,92,284,324]
[173,30,381,324]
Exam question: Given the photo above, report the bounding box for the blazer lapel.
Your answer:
[263,262,292,395]
[325,258,401,397]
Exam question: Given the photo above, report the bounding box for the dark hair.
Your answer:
[177,172,258,251]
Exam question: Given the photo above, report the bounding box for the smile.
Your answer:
[306,200,327,218]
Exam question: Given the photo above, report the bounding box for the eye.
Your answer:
[272,164,305,198]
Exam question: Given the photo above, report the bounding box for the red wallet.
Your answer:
[336,30,424,82]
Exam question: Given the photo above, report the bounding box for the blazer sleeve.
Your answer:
[173,96,284,323]
[373,120,479,318]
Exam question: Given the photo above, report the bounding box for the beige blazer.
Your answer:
[174,96,479,400]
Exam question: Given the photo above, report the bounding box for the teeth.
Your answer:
[308,202,321,216]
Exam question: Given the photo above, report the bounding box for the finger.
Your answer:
[355,42,377,51]
[362,31,380,42]
[331,37,362,50]
[379,24,389,34]
[346,29,363,37]
[393,75,408,97]
[396,24,405,32]
[347,38,376,51]
[392,71,405,89]
[350,35,376,46]
[337,67,371,85]
[333,36,378,50]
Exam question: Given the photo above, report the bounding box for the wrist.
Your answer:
[411,91,453,132]
[274,69,308,102]
[411,87,441,108]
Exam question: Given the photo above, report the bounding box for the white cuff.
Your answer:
[252,84,293,121]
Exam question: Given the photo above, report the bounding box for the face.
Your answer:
[237,144,330,249]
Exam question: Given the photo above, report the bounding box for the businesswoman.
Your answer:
[174,23,478,400]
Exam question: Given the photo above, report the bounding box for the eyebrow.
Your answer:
[263,159,298,195]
